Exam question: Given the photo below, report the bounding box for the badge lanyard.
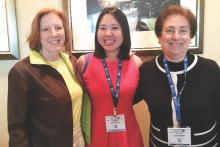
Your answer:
[102,58,122,116]
[163,56,188,127]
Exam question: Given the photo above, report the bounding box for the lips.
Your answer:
[103,38,115,45]
[169,42,184,47]
[48,39,60,44]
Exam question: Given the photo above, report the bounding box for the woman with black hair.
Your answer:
[77,7,144,147]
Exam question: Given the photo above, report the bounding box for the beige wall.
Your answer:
[0,0,220,147]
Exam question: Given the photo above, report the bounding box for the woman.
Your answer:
[134,5,220,146]
[77,7,144,147]
[8,8,84,147]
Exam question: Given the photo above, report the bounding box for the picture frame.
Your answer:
[0,0,19,60]
[63,0,204,56]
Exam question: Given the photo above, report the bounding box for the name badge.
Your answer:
[167,127,191,146]
[105,114,126,133]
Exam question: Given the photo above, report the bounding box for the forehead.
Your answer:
[163,14,189,28]
[40,12,63,26]
[100,14,119,25]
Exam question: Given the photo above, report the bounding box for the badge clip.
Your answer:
[113,107,117,116]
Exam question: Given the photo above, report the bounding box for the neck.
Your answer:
[164,54,186,63]
[40,50,60,61]
[105,50,119,61]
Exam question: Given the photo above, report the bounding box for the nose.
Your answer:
[105,28,112,36]
[50,28,58,36]
[172,31,181,40]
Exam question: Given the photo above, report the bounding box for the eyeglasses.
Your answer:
[163,27,190,37]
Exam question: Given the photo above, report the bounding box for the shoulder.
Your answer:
[11,57,30,71]
[139,57,156,72]
[76,54,86,74]
[131,54,143,68]
[198,56,220,70]
[9,57,30,78]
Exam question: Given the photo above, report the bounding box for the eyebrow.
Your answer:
[99,24,120,27]
[164,26,189,29]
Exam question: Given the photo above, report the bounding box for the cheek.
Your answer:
[40,32,48,42]
[158,36,167,45]
[97,33,103,43]
[40,33,44,40]
[118,33,123,44]
[186,38,191,44]
[62,34,65,42]
[61,31,65,39]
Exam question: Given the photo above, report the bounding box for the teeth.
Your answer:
[170,43,182,47]
[104,39,114,45]
[49,40,59,44]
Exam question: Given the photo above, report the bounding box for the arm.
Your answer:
[133,56,144,105]
[76,53,92,76]
[8,66,30,147]
[132,54,143,68]
[133,71,144,104]
[77,54,92,144]
[213,63,220,142]
[76,55,86,75]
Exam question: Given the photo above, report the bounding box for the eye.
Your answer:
[112,26,120,30]
[179,28,190,35]
[41,27,48,32]
[164,28,175,34]
[55,26,63,31]
[98,25,107,31]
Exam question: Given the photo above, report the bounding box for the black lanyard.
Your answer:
[102,58,122,115]
[163,56,188,127]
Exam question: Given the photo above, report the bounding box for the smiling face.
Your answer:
[159,14,191,62]
[40,12,65,55]
[97,14,123,57]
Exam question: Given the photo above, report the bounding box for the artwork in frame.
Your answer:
[0,0,19,60]
[63,0,204,56]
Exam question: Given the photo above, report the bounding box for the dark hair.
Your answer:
[94,7,131,59]
[27,8,72,52]
[155,5,197,38]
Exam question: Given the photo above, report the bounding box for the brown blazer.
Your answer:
[8,53,77,147]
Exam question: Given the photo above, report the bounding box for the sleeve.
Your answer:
[133,65,145,104]
[7,66,30,147]
[213,63,220,142]
[81,90,91,145]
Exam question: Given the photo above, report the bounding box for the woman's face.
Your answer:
[97,14,123,54]
[40,12,65,54]
[158,14,191,62]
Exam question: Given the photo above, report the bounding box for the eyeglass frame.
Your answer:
[162,26,191,37]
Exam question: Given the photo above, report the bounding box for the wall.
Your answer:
[0,0,220,147]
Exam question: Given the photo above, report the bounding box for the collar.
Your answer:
[155,53,198,74]
[30,50,75,78]
[30,50,70,65]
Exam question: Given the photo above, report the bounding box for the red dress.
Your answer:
[82,55,144,147]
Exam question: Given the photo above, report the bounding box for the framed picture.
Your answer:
[0,0,19,60]
[63,0,204,56]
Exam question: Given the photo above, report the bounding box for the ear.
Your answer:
[158,37,162,45]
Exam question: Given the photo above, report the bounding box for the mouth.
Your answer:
[103,39,115,45]
[48,39,60,44]
[169,42,184,47]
